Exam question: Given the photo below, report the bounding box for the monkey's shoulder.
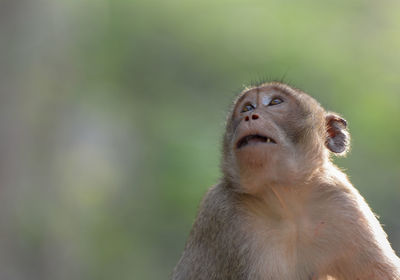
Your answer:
[174,184,251,280]
[193,183,246,233]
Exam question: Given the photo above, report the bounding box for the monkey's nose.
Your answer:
[252,114,259,120]
[244,114,259,121]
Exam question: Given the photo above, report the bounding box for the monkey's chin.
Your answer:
[235,147,273,173]
[235,146,294,193]
[235,144,277,164]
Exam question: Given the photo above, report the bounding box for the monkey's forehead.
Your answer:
[235,82,299,104]
[242,82,298,96]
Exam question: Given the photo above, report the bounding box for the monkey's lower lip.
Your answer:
[236,134,277,149]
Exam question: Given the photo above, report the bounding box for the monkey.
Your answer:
[171,82,400,280]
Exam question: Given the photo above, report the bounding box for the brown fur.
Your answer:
[172,82,400,280]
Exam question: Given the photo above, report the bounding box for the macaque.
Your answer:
[172,82,400,280]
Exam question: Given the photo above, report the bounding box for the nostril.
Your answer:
[252,114,259,120]
[244,116,250,121]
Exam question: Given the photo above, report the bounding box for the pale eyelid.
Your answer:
[262,96,271,106]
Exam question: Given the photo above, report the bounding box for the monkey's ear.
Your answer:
[325,113,350,155]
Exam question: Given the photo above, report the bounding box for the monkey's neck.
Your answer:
[270,186,287,211]
[237,184,308,223]
[265,185,312,220]
[239,164,339,220]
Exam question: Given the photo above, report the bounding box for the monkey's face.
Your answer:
[222,83,348,194]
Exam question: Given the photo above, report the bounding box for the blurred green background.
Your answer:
[1,0,399,279]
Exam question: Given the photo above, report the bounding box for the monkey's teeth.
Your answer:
[237,134,276,148]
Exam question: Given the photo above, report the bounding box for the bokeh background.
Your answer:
[1,0,399,279]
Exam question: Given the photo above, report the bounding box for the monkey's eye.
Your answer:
[269,98,283,106]
[241,103,255,112]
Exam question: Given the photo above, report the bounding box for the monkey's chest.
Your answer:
[248,217,332,279]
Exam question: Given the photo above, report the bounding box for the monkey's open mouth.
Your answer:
[236,134,276,149]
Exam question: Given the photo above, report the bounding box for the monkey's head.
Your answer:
[222,82,350,194]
